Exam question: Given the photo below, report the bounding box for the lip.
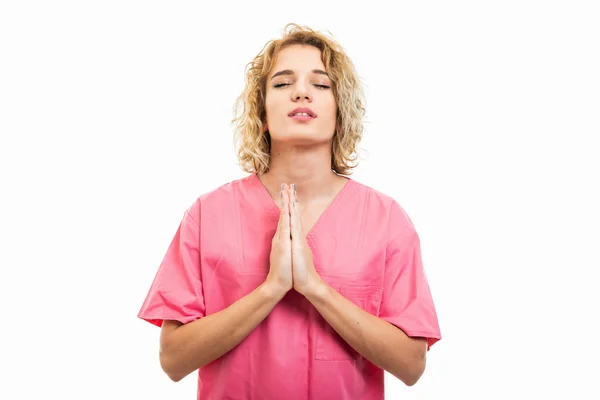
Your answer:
[288,107,317,118]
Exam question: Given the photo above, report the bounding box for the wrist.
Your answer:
[261,280,289,300]
[300,278,329,302]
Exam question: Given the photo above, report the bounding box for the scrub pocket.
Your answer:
[314,285,383,361]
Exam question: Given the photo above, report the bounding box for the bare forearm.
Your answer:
[305,283,427,386]
[160,282,285,381]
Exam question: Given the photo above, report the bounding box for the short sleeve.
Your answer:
[137,208,205,327]
[379,201,441,350]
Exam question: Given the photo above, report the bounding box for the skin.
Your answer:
[158,44,428,386]
[260,44,348,212]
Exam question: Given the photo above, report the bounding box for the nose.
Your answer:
[292,82,312,102]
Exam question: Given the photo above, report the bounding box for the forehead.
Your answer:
[272,44,325,71]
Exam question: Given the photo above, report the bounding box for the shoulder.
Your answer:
[183,174,254,225]
[348,178,407,218]
[349,177,416,236]
[350,178,395,206]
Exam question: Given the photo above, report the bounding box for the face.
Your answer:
[264,44,337,145]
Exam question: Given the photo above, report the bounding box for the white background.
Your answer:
[1,1,599,399]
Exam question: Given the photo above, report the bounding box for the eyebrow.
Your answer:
[270,69,329,80]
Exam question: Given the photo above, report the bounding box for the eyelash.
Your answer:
[273,83,330,89]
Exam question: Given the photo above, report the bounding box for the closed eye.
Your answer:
[273,83,331,89]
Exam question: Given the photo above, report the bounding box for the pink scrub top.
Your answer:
[138,173,441,399]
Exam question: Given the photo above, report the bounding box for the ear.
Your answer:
[335,118,342,134]
[263,122,268,133]
[334,122,342,137]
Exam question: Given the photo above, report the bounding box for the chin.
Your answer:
[278,132,331,145]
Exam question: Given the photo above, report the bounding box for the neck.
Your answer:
[259,141,343,203]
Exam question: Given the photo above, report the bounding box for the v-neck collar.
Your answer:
[249,172,356,239]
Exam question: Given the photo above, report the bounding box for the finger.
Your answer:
[289,184,303,239]
[280,186,291,241]
[275,184,287,239]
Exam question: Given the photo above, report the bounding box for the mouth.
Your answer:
[288,107,316,121]
[290,113,315,121]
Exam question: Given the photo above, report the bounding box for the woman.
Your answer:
[138,23,441,399]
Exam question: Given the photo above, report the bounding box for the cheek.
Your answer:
[326,100,338,121]
[327,94,337,113]
[264,99,275,122]
[265,94,282,119]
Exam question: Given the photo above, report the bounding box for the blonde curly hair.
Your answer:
[231,23,366,176]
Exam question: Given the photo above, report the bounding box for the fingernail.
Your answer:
[281,183,285,190]
[291,183,296,195]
